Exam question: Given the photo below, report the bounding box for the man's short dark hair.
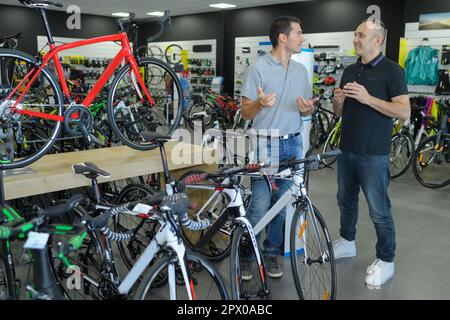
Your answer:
[269,16,301,48]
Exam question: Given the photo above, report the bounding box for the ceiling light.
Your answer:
[147,11,165,17]
[209,3,237,9]
[112,12,130,17]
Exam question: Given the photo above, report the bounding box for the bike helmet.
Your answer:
[324,76,336,86]
[323,88,334,100]
[325,63,336,74]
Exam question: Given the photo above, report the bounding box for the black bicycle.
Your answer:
[413,102,450,188]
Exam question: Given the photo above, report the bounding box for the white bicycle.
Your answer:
[180,150,340,300]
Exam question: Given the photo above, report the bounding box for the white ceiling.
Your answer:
[1,0,312,18]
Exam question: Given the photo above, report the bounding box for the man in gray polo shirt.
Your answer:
[241,15,318,278]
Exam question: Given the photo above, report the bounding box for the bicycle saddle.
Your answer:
[72,162,111,179]
[18,0,63,8]
[0,33,22,41]
[141,131,172,143]
[41,194,85,218]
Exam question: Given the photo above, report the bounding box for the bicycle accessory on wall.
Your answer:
[192,44,212,53]
[405,45,439,85]
[442,45,450,65]
[435,70,450,95]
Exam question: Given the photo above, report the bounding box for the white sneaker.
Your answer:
[332,237,356,260]
[365,259,394,287]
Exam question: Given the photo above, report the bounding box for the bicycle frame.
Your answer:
[6,32,154,122]
[117,214,194,299]
[187,167,326,259]
[183,179,264,269]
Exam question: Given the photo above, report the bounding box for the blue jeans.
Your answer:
[337,151,396,262]
[246,135,303,257]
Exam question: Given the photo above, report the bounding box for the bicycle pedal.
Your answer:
[86,133,105,147]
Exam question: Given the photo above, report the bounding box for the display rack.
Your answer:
[148,39,217,102]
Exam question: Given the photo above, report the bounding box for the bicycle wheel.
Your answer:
[390,131,414,179]
[0,49,63,169]
[186,101,214,131]
[413,133,450,188]
[134,251,229,300]
[0,242,17,300]
[322,123,341,166]
[230,225,271,300]
[310,109,329,150]
[115,183,155,270]
[179,170,233,262]
[51,206,106,300]
[148,45,164,60]
[107,57,183,151]
[290,204,336,300]
[164,44,183,65]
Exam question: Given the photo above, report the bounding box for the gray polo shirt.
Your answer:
[241,54,312,136]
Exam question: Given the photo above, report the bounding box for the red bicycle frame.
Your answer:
[7,32,154,122]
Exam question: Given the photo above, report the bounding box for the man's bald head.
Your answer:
[361,18,386,47]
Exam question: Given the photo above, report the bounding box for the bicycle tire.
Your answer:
[186,101,214,131]
[0,241,17,300]
[164,44,183,65]
[290,204,336,300]
[390,131,414,179]
[50,205,104,300]
[178,170,233,262]
[115,183,155,270]
[310,109,329,150]
[413,133,450,188]
[230,225,271,300]
[107,57,183,151]
[322,123,341,166]
[134,251,229,300]
[0,49,64,169]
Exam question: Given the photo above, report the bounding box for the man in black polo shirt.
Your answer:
[332,19,410,287]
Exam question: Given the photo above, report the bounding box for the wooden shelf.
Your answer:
[4,142,211,200]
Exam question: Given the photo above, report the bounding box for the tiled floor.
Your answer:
[10,165,450,300]
[211,166,450,300]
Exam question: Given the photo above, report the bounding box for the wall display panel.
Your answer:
[404,22,450,94]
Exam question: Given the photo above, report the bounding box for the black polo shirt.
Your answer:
[339,52,408,155]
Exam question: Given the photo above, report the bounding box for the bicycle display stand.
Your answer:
[2,143,212,201]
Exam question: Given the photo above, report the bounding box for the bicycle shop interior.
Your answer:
[0,0,449,302]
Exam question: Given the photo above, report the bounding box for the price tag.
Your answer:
[23,231,49,250]
[132,203,153,215]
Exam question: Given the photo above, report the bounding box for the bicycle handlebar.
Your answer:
[278,150,342,169]
[0,32,22,42]
[182,163,269,186]
[18,0,63,8]
[160,193,211,231]
[0,216,46,241]
[116,10,172,43]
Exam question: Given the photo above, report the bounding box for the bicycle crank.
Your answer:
[64,104,104,147]
[64,104,93,136]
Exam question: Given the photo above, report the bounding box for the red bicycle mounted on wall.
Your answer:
[0,0,183,169]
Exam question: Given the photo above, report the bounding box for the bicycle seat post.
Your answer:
[38,7,55,45]
[91,175,102,204]
[158,142,171,185]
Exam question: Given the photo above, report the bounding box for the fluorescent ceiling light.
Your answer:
[112,12,130,17]
[147,11,165,17]
[209,3,237,9]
